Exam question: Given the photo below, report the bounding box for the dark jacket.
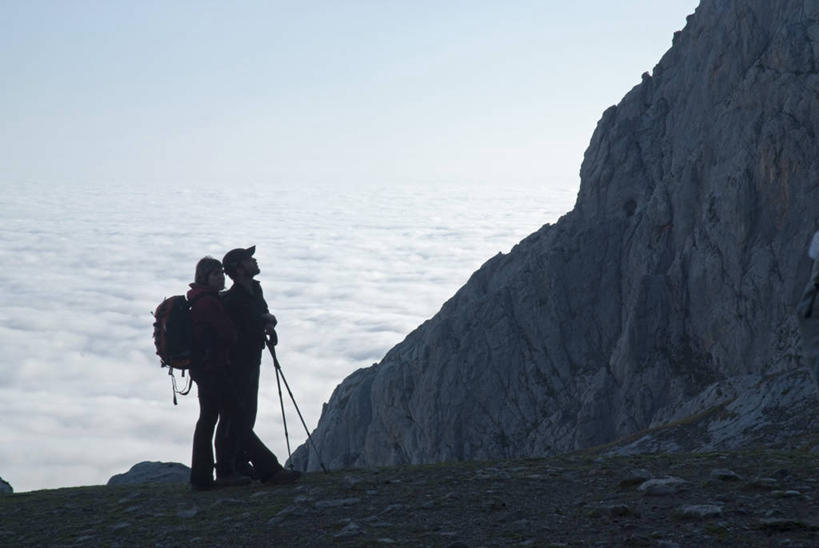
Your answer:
[187,283,238,372]
[222,280,270,369]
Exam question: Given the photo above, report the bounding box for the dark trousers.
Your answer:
[231,363,282,477]
[193,366,281,484]
[235,364,261,427]
[190,368,240,485]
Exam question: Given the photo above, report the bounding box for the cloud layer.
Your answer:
[0,179,574,491]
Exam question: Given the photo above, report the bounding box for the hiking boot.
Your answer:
[214,473,252,487]
[262,468,302,485]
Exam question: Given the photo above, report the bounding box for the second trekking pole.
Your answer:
[273,354,292,466]
[266,337,329,474]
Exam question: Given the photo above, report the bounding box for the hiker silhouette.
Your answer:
[186,257,248,490]
[221,246,300,484]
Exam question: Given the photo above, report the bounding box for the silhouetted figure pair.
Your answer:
[187,251,300,490]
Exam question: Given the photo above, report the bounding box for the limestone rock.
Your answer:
[674,504,723,519]
[638,477,688,496]
[291,0,819,472]
[619,469,652,488]
[107,461,190,486]
[710,469,741,482]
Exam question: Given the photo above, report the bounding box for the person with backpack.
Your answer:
[798,230,819,391]
[186,256,250,490]
[221,246,301,484]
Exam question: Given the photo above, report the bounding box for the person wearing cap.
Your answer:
[221,246,301,484]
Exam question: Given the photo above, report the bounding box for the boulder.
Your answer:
[107,461,190,486]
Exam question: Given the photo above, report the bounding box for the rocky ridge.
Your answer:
[291,0,819,472]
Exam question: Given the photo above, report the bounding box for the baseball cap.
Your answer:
[223,245,256,273]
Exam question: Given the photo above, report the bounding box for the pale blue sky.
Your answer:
[0,1,702,491]
[2,0,699,188]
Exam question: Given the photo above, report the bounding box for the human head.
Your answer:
[194,256,225,289]
[223,245,258,280]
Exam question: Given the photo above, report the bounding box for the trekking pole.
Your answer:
[273,358,293,466]
[266,337,329,474]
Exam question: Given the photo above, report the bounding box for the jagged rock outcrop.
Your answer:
[107,462,189,485]
[0,477,12,494]
[292,0,819,472]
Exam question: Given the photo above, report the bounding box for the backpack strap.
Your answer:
[168,367,193,405]
[166,292,208,404]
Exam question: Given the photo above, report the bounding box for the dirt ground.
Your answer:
[3,448,819,546]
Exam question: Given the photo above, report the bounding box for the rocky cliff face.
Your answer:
[292,0,819,472]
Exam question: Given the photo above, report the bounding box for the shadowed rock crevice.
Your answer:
[291,0,819,472]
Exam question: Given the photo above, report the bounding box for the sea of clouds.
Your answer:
[0,179,576,492]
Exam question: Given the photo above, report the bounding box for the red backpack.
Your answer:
[152,295,198,404]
